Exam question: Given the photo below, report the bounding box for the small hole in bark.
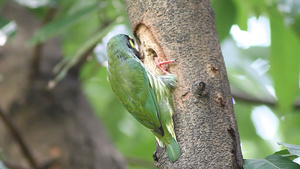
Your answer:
[227,127,236,141]
[192,81,208,97]
[182,91,190,100]
[216,94,226,108]
[145,48,157,60]
[207,63,219,76]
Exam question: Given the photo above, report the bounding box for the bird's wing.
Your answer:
[111,58,162,130]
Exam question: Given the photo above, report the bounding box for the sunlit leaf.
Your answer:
[278,142,300,157]
[269,7,300,114]
[244,155,300,169]
[29,3,100,45]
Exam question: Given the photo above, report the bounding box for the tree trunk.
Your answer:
[123,0,244,168]
[0,2,126,169]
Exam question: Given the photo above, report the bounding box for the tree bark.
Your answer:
[0,2,126,169]
[123,0,243,168]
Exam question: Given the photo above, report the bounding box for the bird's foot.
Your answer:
[154,57,175,74]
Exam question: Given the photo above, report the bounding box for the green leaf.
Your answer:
[269,8,300,114]
[48,21,120,89]
[29,3,100,45]
[211,0,236,42]
[232,0,249,30]
[274,149,298,161]
[280,113,300,145]
[247,0,266,18]
[244,155,300,169]
[275,149,291,156]
[292,14,300,39]
[278,142,300,157]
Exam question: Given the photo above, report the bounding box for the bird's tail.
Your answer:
[166,137,181,162]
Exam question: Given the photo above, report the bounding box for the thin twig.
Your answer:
[0,108,40,169]
[71,43,97,74]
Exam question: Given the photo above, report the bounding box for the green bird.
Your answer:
[106,34,181,162]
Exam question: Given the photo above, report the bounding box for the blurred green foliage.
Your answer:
[1,0,300,168]
[212,0,300,166]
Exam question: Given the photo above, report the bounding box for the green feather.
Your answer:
[167,137,181,162]
[107,34,181,162]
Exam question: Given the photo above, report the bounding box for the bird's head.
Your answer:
[107,34,141,60]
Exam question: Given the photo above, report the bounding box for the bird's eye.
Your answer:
[128,36,135,48]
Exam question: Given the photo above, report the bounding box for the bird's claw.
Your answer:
[154,57,175,74]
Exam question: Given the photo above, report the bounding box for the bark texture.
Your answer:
[123,0,243,168]
[0,2,126,169]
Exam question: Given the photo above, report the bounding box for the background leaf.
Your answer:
[211,0,236,42]
[244,155,300,169]
[278,142,300,157]
[29,3,100,45]
[231,0,249,30]
[48,21,119,89]
[269,7,300,114]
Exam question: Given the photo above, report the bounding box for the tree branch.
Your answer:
[0,108,40,169]
[123,0,243,168]
[231,87,300,109]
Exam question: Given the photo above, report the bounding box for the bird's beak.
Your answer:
[133,47,141,59]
